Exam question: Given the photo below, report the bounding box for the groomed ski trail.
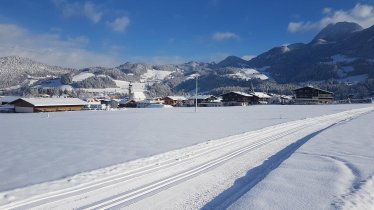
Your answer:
[1,107,373,210]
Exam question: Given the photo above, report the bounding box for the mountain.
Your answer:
[1,21,373,97]
[247,22,374,83]
[0,56,74,89]
[215,56,250,68]
[311,22,363,43]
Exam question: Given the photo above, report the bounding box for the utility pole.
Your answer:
[195,76,198,113]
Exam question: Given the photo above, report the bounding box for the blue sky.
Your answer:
[1,0,374,68]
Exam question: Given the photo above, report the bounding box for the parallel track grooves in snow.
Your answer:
[3,116,305,209]
[84,112,354,210]
[86,125,311,210]
[2,107,373,210]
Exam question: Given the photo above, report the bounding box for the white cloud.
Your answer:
[242,55,256,61]
[323,8,332,15]
[212,32,240,41]
[0,23,122,68]
[288,4,374,33]
[83,2,103,23]
[107,16,130,32]
[53,0,102,24]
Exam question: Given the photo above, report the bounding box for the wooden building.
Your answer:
[187,95,221,107]
[10,98,87,113]
[221,91,253,106]
[251,92,271,104]
[293,86,333,104]
[163,96,187,107]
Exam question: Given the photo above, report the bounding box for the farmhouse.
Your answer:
[251,92,271,104]
[186,95,221,107]
[221,91,254,106]
[293,86,333,104]
[10,98,87,113]
[163,96,187,107]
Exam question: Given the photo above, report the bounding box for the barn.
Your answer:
[10,98,87,113]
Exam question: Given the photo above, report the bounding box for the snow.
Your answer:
[185,73,200,80]
[140,69,173,81]
[329,54,357,64]
[166,96,187,100]
[131,91,147,101]
[229,109,374,210]
[230,91,252,97]
[0,96,20,104]
[281,45,291,53]
[0,105,373,209]
[227,68,268,81]
[112,80,146,91]
[13,98,87,106]
[33,79,74,91]
[81,81,146,95]
[72,72,95,82]
[252,92,271,98]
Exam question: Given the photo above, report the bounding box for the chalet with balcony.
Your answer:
[163,96,187,107]
[187,95,222,107]
[221,91,254,106]
[251,92,271,104]
[293,86,333,104]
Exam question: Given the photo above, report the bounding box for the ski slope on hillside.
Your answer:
[0,106,373,209]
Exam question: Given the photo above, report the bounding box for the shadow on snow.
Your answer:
[202,124,337,210]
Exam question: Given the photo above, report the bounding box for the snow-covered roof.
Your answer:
[0,96,20,103]
[293,86,333,94]
[252,92,271,98]
[224,91,253,97]
[187,95,217,100]
[165,96,187,101]
[13,98,87,107]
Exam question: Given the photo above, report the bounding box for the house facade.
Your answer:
[251,92,271,104]
[221,91,253,106]
[186,95,221,107]
[163,96,187,107]
[293,86,333,104]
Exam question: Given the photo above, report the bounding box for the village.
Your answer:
[0,85,349,113]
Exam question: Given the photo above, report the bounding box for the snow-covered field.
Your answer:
[72,73,95,82]
[229,109,374,210]
[0,104,373,209]
[140,69,172,82]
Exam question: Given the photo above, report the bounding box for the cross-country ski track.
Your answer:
[1,107,373,210]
